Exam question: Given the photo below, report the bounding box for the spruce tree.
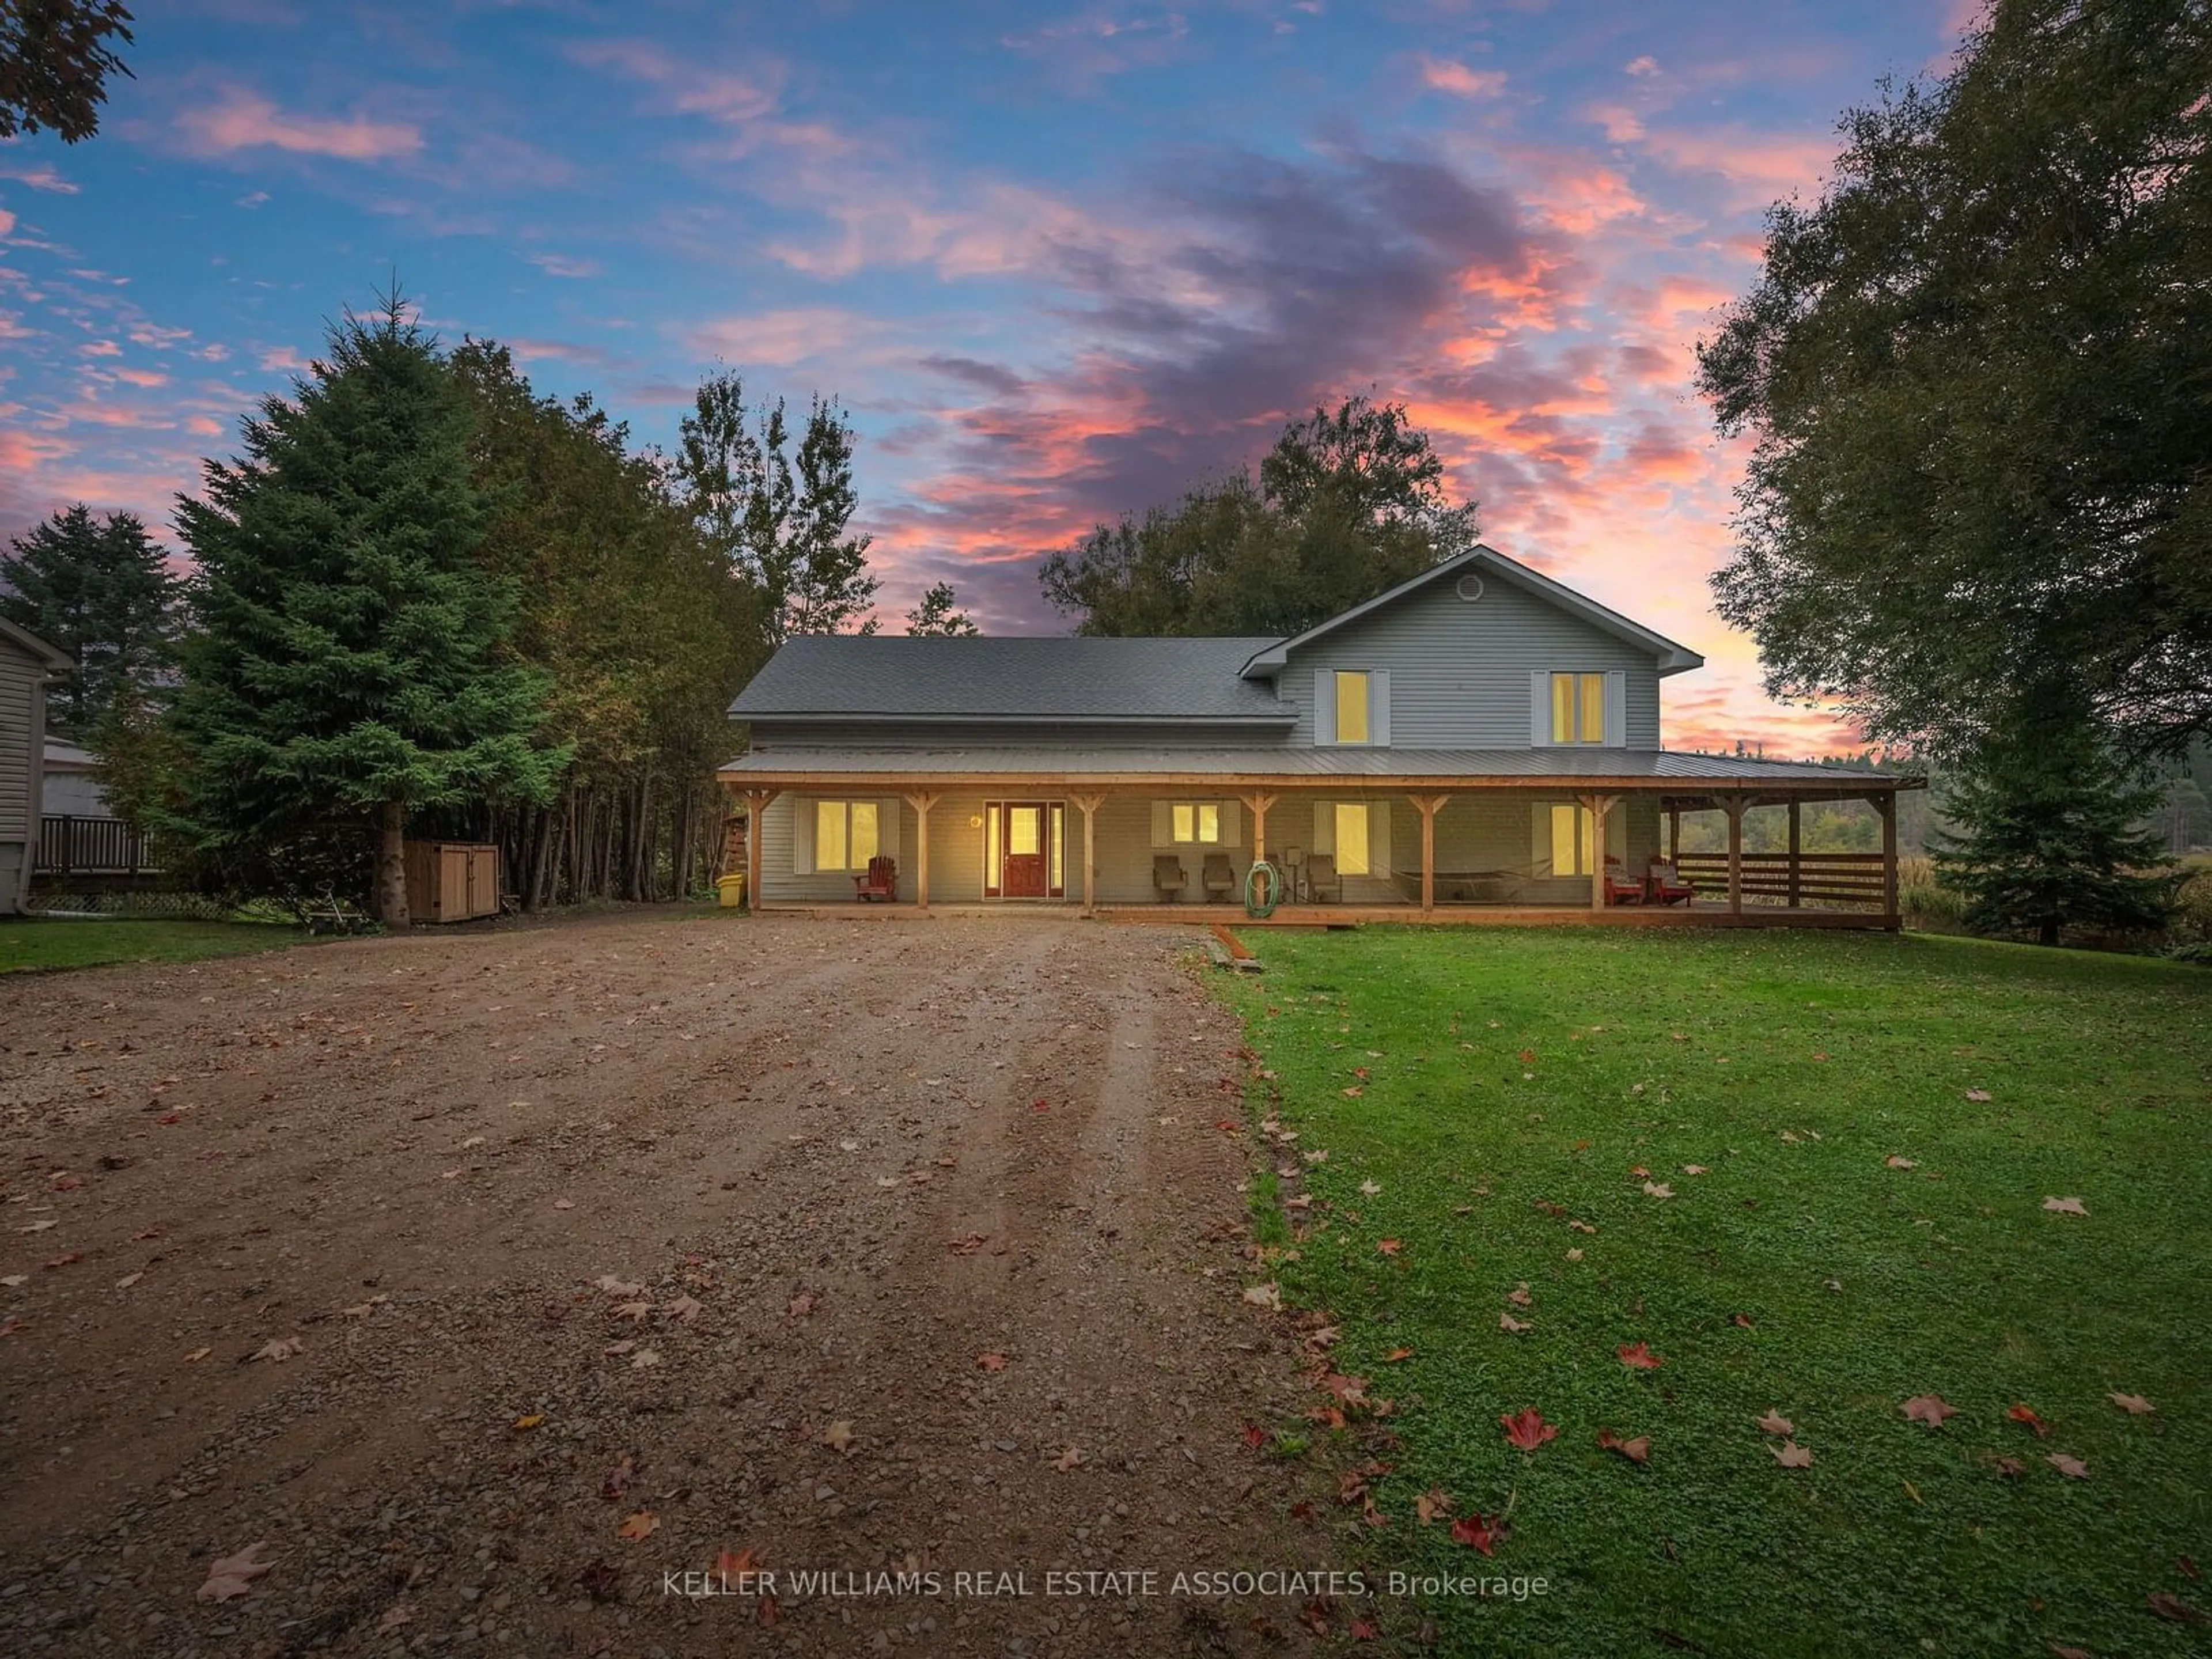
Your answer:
[0,503,177,736]
[1933,682,2176,946]
[171,300,565,924]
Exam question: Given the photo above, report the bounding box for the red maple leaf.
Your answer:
[1500,1408,1557,1452]
[1376,1238,1402,1256]
[1450,1512,1507,1555]
[1598,1428,1652,1464]
[2007,1403,2052,1438]
[1241,1422,1268,1449]
[1517,1050,1537,1064]
[1617,1342,1665,1370]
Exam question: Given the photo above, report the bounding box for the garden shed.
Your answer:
[403,840,503,923]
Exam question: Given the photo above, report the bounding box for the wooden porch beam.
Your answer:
[901,792,941,911]
[1787,798,1802,909]
[740,789,779,913]
[1875,791,1900,931]
[1408,793,1450,915]
[1577,793,1621,911]
[1070,791,1108,918]
[1723,794,1747,919]
[1238,791,1279,866]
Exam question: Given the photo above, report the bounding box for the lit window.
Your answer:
[1334,803,1371,876]
[813,800,878,872]
[1549,672,1605,744]
[1549,804,1596,876]
[1335,671,1370,744]
[1169,802,1222,844]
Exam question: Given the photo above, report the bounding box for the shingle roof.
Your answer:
[721,744,1910,789]
[729,635,1293,722]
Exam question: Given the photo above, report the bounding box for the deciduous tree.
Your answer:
[0,0,134,142]
[905,581,979,637]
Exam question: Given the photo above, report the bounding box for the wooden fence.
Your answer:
[34,815,157,878]
[1673,850,1889,911]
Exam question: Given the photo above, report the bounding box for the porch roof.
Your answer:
[719,745,1915,796]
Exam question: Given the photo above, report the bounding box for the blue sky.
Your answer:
[0,0,1978,751]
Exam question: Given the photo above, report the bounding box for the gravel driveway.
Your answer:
[0,911,1338,1656]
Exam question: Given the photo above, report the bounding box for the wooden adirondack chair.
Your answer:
[1602,855,1644,905]
[853,855,898,903]
[1646,859,1695,906]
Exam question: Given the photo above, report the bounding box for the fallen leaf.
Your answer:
[1885,1155,1916,1169]
[512,1412,546,1432]
[1450,1512,1506,1555]
[609,1300,653,1323]
[377,1602,414,1633]
[1376,1239,1402,1257]
[1732,1313,1755,1328]
[1383,1347,1414,1363]
[1243,1283,1283,1310]
[1498,1313,1532,1334]
[1599,1429,1651,1465]
[1414,1487,1449,1525]
[1965,1088,1991,1102]
[947,1233,988,1255]
[2149,1591,2209,1624]
[461,1135,486,1149]
[1507,1283,1533,1308]
[183,1346,212,1363]
[2042,1196,2088,1217]
[594,1276,645,1297]
[603,1339,636,1356]
[2006,1403,2052,1438]
[1053,1446,1085,1471]
[663,1295,704,1324]
[1241,1422,1268,1449]
[820,1420,855,1454]
[1565,1247,1584,1262]
[553,1199,575,1211]
[1618,1342,1664,1371]
[1499,1408,1556,1452]
[618,1510,660,1541]
[976,1352,1008,1372]
[42,1252,79,1268]
[628,1347,661,1369]
[1756,1411,1794,1436]
[1359,1180,1381,1196]
[0,1274,25,1287]
[788,1290,818,1319]
[1682,1165,1709,1176]
[2047,1453,2090,1479]
[50,1173,84,1192]
[2108,1391,2154,1415]
[114,1271,143,1289]
[1992,1456,2028,1478]
[1901,1394,1959,1427]
[602,1454,637,1499]
[251,1336,304,1363]
[1642,1181,1673,1199]
[1771,1440,1814,1468]
[196,1540,275,1601]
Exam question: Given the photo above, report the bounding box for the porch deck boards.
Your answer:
[753,899,1897,929]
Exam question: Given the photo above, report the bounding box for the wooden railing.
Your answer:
[34,815,157,878]
[1673,850,1889,910]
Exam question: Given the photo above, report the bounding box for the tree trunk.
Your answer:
[2039,915,2060,948]
[376,800,410,926]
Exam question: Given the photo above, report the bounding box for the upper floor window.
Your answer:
[1550,672,1605,744]
[1334,671,1370,744]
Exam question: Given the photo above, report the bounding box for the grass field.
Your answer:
[1213,928,2212,1658]
[0,916,307,974]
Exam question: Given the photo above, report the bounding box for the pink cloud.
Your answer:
[1418,55,1508,99]
[568,40,783,124]
[1634,126,1836,200]
[527,251,601,279]
[0,208,14,239]
[185,415,223,437]
[176,88,424,162]
[112,367,168,388]
[0,160,76,192]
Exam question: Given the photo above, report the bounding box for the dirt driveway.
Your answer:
[0,910,1348,1657]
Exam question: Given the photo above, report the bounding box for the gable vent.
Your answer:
[1455,574,1485,602]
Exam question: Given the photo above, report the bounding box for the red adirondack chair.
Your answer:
[1602,856,1645,906]
[853,855,897,903]
[1646,859,1695,906]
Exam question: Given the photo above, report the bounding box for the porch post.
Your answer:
[1876,791,1900,931]
[1409,794,1449,916]
[1667,803,1681,862]
[1787,799,1802,910]
[742,789,779,912]
[1724,795,1746,919]
[902,792,940,911]
[1238,791,1278,865]
[1578,793,1619,910]
[1071,792,1107,918]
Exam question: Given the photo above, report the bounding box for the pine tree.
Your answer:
[0,503,178,736]
[1933,682,2176,946]
[785,395,879,637]
[171,299,566,924]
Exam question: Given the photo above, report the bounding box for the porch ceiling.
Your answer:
[718,745,1917,797]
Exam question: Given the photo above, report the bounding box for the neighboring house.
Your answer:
[720,546,1913,925]
[36,738,156,882]
[1,619,71,915]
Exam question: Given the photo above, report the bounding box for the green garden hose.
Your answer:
[1243,859,1282,919]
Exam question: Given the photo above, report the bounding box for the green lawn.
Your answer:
[0,916,308,974]
[1213,929,2212,1658]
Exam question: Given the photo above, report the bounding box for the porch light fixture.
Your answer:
[968,813,984,828]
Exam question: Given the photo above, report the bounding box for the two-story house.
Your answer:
[720,546,1910,925]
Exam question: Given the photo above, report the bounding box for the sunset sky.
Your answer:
[0,0,1980,753]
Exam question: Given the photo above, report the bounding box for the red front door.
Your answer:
[1001,803,1048,897]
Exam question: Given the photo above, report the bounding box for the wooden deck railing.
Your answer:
[34,815,158,878]
[1673,850,1888,910]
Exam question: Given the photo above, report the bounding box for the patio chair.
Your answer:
[1601,855,1644,906]
[853,855,898,903]
[1153,854,1188,903]
[1646,859,1695,906]
[1305,853,1341,904]
[1201,852,1237,902]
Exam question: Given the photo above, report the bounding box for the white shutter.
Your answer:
[1530,671,1550,745]
[1369,802,1393,877]
[793,798,816,876]
[1152,801,1173,849]
[1531,804,1550,875]
[1370,670,1391,747]
[1604,671,1627,749]
[1218,799,1242,848]
[1313,669,1336,746]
